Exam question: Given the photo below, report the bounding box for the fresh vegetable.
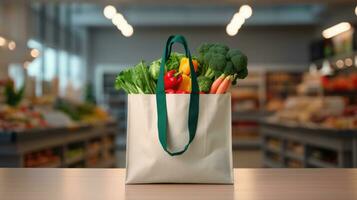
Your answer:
[197,43,248,83]
[166,52,185,71]
[179,57,199,75]
[197,76,213,93]
[149,60,161,80]
[198,43,229,79]
[176,90,189,94]
[209,75,225,94]
[177,74,191,92]
[226,49,248,84]
[115,41,248,95]
[164,70,182,90]
[148,53,185,80]
[216,75,232,94]
[165,89,176,94]
[4,80,25,107]
[115,61,156,94]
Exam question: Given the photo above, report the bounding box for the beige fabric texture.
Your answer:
[126,94,233,184]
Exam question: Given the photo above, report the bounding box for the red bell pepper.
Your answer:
[176,90,189,94]
[165,89,176,94]
[164,70,182,90]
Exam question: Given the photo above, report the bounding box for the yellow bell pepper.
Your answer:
[179,57,198,75]
[177,74,191,92]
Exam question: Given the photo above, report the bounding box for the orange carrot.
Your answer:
[209,75,225,94]
[216,75,232,94]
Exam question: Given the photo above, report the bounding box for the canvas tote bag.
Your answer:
[125,35,233,184]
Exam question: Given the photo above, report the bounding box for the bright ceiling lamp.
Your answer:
[322,22,351,39]
[226,5,252,36]
[30,49,40,58]
[112,13,127,26]
[355,6,357,16]
[226,16,245,36]
[8,41,16,50]
[103,6,134,37]
[231,13,245,27]
[121,24,134,37]
[226,23,239,36]
[103,5,117,19]
[239,5,253,19]
[0,36,6,46]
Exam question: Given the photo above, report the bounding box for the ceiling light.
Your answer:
[345,58,353,67]
[0,37,6,46]
[121,24,134,37]
[355,6,357,16]
[239,5,253,19]
[231,13,245,27]
[8,41,16,50]
[112,13,127,26]
[322,22,351,39]
[226,23,238,36]
[30,49,40,58]
[103,5,117,19]
[336,59,344,69]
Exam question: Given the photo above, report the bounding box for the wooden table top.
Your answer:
[0,168,357,200]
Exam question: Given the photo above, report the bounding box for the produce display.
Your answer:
[115,42,248,94]
[24,149,60,167]
[286,141,304,155]
[65,147,85,161]
[322,73,357,92]
[269,96,357,129]
[54,99,111,123]
[3,79,24,107]
[0,105,48,131]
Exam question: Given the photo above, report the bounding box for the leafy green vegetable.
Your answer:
[197,76,213,93]
[148,52,186,80]
[166,52,184,71]
[115,61,156,94]
[55,99,95,121]
[149,60,161,80]
[4,80,24,107]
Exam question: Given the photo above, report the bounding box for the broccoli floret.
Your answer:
[198,43,214,55]
[208,53,226,71]
[237,67,248,79]
[231,54,247,72]
[224,61,234,75]
[197,76,213,93]
[197,43,229,79]
[196,43,248,83]
[227,49,242,58]
[209,45,229,55]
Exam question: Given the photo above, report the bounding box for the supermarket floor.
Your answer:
[115,150,262,168]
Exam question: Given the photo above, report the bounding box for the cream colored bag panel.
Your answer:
[126,94,233,184]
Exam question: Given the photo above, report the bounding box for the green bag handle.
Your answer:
[156,35,200,156]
